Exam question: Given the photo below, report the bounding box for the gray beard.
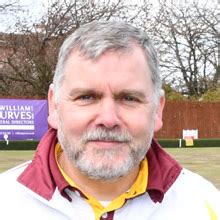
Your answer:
[57,127,153,181]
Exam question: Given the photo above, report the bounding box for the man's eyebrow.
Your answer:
[68,88,147,99]
[116,90,147,99]
[68,88,100,97]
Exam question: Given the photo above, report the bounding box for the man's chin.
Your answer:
[79,168,131,182]
[75,157,134,181]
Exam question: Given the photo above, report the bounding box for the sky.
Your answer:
[0,0,48,32]
[0,0,218,32]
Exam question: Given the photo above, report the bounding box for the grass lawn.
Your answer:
[165,147,220,190]
[0,147,219,189]
[0,151,34,173]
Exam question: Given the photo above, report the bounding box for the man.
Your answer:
[0,21,219,220]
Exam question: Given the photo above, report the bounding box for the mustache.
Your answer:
[81,128,132,143]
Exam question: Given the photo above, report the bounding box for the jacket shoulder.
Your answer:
[0,161,31,180]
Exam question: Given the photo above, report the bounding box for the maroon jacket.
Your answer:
[17,128,182,203]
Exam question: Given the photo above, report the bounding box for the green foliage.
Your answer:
[201,86,220,102]
[163,84,187,101]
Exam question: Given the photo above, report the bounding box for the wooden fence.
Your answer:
[156,101,220,139]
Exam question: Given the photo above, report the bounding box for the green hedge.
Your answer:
[0,140,39,150]
[158,138,220,148]
[0,138,220,150]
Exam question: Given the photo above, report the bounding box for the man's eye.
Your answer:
[79,95,94,100]
[73,94,99,105]
[123,96,137,102]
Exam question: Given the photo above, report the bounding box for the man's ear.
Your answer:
[154,94,165,133]
[47,84,58,129]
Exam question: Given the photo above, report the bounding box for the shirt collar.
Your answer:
[17,128,182,203]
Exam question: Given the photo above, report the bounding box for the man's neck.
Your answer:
[58,152,140,201]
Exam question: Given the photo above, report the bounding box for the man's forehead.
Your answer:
[65,43,146,65]
[61,45,152,92]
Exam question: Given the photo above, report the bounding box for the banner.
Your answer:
[0,99,48,141]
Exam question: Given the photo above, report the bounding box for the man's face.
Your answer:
[48,45,164,181]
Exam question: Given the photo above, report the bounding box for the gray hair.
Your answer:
[53,21,163,101]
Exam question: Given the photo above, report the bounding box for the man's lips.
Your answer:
[87,140,125,148]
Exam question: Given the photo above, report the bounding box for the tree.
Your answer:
[152,1,218,98]
[0,1,20,14]
[1,0,218,99]
[0,0,139,98]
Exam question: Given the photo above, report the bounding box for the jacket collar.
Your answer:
[17,128,68,200]
[146,139,182,202]
[17,128,182,203]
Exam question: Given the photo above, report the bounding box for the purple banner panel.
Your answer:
[0,99,48,141]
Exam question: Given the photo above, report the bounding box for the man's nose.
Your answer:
[94,98,121,129]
